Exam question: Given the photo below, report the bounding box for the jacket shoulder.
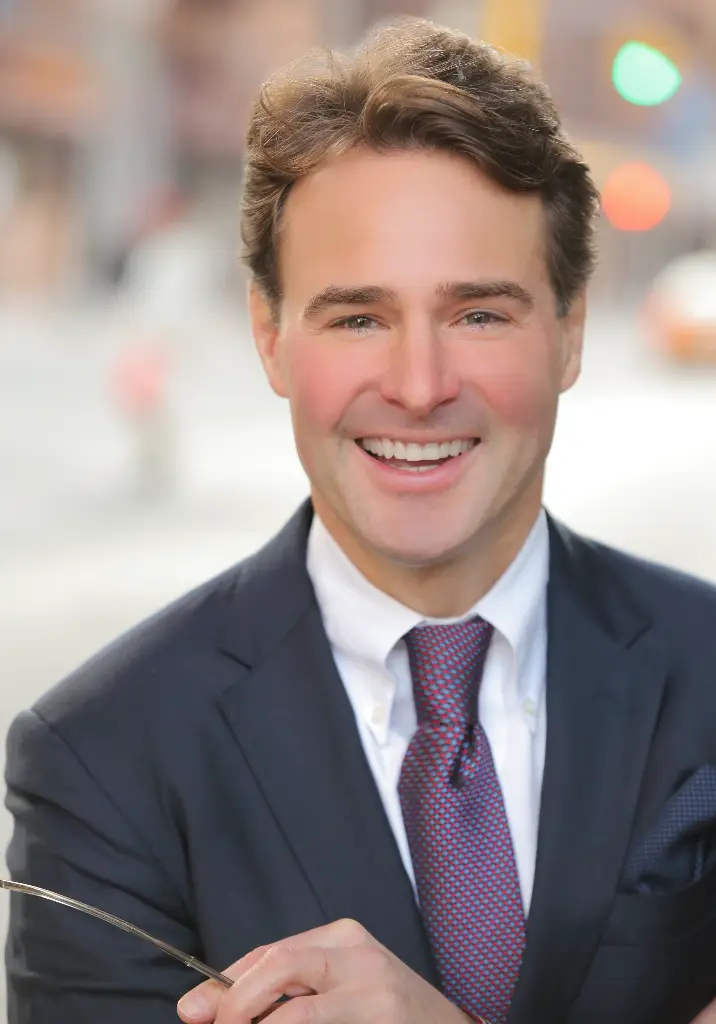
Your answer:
[28,500,314,739]
[558,522,716,645]
[31,558,249,734]
[589,536,716,608]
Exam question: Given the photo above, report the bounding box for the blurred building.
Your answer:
[0,0,99,296]
[0,0,435,300]
[539,0,716,295]
[0,0,713,303]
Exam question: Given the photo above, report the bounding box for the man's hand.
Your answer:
[692,996,716,1023]
[177,919,475,1024]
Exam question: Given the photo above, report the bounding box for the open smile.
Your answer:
[354,436,480,492]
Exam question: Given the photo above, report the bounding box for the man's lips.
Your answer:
[352,436,481,491]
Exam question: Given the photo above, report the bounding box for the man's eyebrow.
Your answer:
[302,286,397,320]
[301,280,535,320]
[437,280,535,310]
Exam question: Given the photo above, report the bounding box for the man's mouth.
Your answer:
[356,437,478,472]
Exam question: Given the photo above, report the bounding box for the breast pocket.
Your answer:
[602,859,716,946]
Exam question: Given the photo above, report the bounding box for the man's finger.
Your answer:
[177,978,226,1024]
[177,920,379,1023]
[246,918,376,953]
[177,946,269,1022]
[691,997,716,1024]
[214,945,376,1024]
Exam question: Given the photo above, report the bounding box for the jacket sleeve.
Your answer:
[4,708,200,1023]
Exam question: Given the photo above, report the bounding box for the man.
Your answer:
[6,18,716,1024]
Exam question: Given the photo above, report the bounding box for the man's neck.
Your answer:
[312,499,543,619]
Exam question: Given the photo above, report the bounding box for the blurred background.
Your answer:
[1,0,716,1006]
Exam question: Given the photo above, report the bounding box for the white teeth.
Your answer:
[359,437,476,461]
[422,443,441,462]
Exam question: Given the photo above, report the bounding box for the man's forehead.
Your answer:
[283,146,541,219]
[276,148,549,301]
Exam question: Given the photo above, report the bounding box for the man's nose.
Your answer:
[379,325,460,417]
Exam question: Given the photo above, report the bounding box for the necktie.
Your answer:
[398,619,525,1024]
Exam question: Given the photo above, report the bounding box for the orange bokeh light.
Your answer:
[602,162,672,231]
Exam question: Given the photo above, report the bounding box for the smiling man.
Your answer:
[7,17,716,1024]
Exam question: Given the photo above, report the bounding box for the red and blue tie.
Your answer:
[398,619,525,1024]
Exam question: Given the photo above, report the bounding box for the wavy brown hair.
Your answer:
[240,17,600,317]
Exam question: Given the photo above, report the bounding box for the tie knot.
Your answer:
[405,618,493,726]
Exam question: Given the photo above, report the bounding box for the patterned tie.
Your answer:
[398,619,525,1024]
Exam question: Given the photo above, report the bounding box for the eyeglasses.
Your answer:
[1,878,495,1024]
[0,878,288,1022]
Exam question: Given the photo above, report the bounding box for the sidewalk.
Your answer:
[0,300,309,553]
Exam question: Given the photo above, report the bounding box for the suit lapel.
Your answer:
[509,520,668,1024]
[214,505,669,1018]
[215,504,437,984]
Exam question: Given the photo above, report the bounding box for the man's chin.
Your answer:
[369,532,472,571]
[315,493,485,574]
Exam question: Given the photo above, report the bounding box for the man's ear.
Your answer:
[558,290,586,394]
[249,282,289,398]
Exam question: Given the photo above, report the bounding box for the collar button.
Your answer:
[370,703,388,728]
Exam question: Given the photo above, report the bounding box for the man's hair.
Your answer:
[240,18,600,317]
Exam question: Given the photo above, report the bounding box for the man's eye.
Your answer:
[332,315,379,332]
[459,310,504,328]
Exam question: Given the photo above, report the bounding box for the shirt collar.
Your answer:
[472,510,549,702]
[306,519,422,670]
[306,510,550,700]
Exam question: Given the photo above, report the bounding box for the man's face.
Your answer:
[251,148,584,575]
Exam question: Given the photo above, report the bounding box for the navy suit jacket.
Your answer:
[6,503,716,1023]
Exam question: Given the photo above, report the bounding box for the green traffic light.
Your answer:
[612,41,682,106]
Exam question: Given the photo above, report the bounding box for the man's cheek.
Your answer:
[286,371,353,474]
[291,383,340,436]
[480,368,552,433]
[288,352,370,438]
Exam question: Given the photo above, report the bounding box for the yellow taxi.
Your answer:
[642,247,716,362]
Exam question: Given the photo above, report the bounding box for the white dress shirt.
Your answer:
[306,511,549,914]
